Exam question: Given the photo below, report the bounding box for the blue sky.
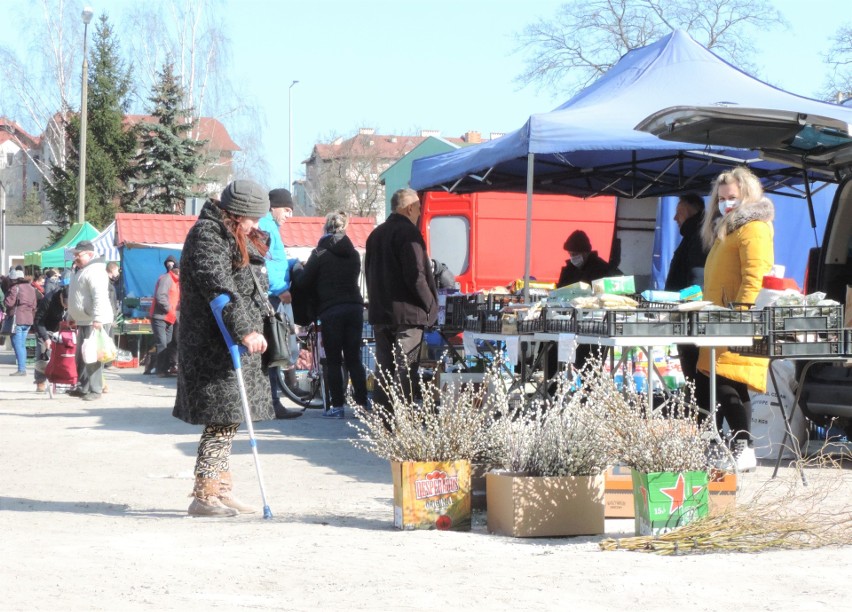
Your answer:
[4,0,849,190]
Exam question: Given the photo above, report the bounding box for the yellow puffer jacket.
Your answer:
[697,197,774,393]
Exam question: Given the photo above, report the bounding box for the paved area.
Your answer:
[1,342,850,610]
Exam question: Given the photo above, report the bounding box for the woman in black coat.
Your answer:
[293,211,368,417]
[173,181,274,518]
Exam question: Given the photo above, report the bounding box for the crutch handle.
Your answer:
[210,294,246,370]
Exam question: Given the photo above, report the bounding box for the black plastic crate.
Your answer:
[482,312,504,333]
[764,303,843,334]
[487,294,524,310]
[543,307,577,333]
[576,308,688,337]
[517,317,544,333]
[463,311,485,332]
[735,334,844,357]
[689,308,766,336]
[444,294,467,329]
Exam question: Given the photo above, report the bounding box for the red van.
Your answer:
[419,191,617,292]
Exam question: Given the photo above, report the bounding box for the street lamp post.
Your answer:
[77,6,94,225]
[288,80,299,193]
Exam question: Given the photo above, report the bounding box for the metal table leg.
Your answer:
[771,360,814,485]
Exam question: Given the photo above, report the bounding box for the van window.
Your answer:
[428,216,469,276]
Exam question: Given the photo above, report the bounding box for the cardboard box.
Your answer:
[606,467,737,519]
[604,465,635,518]
[391,460,471,531]
[631,469,709,536]
[707,470,737,516]
[592,275,636,295]
[486,472,605,537]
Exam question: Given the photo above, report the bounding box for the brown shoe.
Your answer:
[36,382,47,393]
[217,471,257,514]
[187,476,238,517]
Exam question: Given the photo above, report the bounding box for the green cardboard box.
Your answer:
[631,469,709,535]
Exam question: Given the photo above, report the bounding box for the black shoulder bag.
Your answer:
[248,266,293,370]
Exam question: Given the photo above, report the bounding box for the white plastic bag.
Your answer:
[81,335,98,364]
[749,360,806,460]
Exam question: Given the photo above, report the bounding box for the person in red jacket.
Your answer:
[146,262,180,376]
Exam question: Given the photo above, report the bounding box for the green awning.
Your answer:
[24,221,100,269]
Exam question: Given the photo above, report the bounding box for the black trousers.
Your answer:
[695,371,752,443]
[321,303,368,407]
[372,324,424,411]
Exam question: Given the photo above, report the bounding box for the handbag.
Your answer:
[1,295,17,335]
[248,266,294,369]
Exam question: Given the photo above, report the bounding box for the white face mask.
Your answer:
[570,254,586,268]
[718,198,739,215]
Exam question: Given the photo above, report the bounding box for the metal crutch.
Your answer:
[210,294,273,520]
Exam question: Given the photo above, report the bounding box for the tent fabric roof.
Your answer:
[64,221,119,262]
[23,222,100,268]
[410,30,852,198]
[115,213,198,247]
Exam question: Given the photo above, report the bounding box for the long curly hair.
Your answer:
[701,167,766,251]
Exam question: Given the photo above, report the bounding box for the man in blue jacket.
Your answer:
[260,188,302,419]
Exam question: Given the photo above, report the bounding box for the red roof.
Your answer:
[115,213,198,246]
[114,213,376,250]
[281,217,375,250]
[0,117,40,148]
[124,115,240,151]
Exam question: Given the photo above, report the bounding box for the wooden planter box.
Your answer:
[631,469,709,536]
[391,460,471,531]
[486,471,605,537]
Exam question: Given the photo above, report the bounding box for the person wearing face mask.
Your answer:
[550,230,621,388]
[696,167,774,472]
[557,230,621,288]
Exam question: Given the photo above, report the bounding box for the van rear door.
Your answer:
[635,105,852,179]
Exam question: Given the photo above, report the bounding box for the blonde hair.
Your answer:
[701,167,765,250]
[324,210,348,234]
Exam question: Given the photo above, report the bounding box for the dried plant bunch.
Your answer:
[349,350,500,462]
[488,355,622,477]
[601,456,852,554]
[610,378,715,473]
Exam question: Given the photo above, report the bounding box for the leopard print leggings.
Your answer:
[194,423,239,479]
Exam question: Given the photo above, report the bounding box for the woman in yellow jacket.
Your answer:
[695,167,774,472]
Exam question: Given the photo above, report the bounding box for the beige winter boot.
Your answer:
[187,476,238,517]
[217,471,257,514]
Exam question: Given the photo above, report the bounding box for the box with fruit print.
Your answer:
[391,460,471,531]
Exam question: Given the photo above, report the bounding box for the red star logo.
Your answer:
[659,473,704,513]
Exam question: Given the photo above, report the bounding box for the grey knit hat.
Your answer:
[219,180,269,218]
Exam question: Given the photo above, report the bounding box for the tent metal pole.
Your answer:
[523,153,534,303]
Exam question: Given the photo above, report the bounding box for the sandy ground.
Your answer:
[1,343,851,611]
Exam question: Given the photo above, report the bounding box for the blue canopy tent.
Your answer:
[410,30,852,292]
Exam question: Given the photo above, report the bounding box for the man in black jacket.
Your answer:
[665,193,707,292]
[557,230,620,287]
[665,193,708,386]
[365,188,437,414]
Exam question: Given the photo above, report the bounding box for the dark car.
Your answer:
[637,104,852,438]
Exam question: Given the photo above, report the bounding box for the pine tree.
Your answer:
[124,62,206,214]
[46,14,135,233]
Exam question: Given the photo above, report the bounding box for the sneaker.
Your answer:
[9,371,26,377]
[733,439,757,472]
[82,393,102,401]
[322,407,344,419]
[67,387,86,397]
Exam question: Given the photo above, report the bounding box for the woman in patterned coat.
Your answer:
[174,180,275,517]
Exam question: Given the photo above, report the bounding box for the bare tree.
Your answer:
[304,130,410,219]
[515,0,786,97]
[0,0,85,186]
[822,24,852,103]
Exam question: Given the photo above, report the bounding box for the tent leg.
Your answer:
[522,153,534,303]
